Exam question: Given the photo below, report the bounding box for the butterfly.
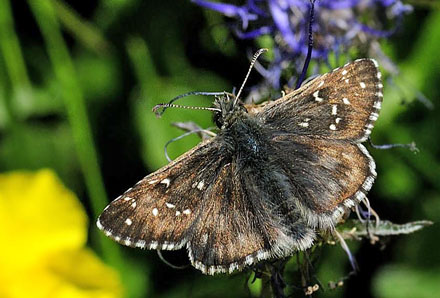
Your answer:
[97,53,382,275]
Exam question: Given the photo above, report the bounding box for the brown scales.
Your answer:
[97,58,383,275]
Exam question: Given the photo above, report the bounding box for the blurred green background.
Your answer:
[0,0,439,297]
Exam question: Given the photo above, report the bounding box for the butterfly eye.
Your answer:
[213,110,224,128]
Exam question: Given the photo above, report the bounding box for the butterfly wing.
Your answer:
[269,135,376,228]
[259,59,382,142]
[97,139,223,251]
[97,137,315,274]
[253,59,381,228]
[187,161,315,274]
[98,58,382,274]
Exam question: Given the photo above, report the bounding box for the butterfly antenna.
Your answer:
[153,103,221,118]
[166,91,228,106]
[234,48,268,105]
[154,91,229,117]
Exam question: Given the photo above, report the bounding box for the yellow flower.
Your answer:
[0,169,122,298]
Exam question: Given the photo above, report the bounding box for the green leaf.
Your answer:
[126,37,228,170]
[373,266,440,298]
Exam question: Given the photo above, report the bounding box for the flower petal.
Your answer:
[0,169,88,266]
[268,0,298,51]
[192,0,257,29]
[0,169,123,298]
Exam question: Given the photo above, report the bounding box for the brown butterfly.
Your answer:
[97,50,382,275]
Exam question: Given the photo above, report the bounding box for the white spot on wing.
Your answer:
[245,255,254,265]
[335,117,342,123]
[125,218,132,226]
[165,202,175,208]
[96,219,104,230]
[342,97,350,105]
[197,180,205,190]
[160,178,171,187]
[342,69,348,75]
[344,199,355,208]
[329,124,337,131]
[149,241,158,249]
[152,208,159,216]
[345,79,349,84]
[299,122,309,127]
[183,209,191,215]
[131,201,137,208]
[124,197,132,201]
[256,250,269,260]
[148,179,158,185]
[313,90,323,102]
[229,262,239,274]
[318,80,324,87]
[363,176,375,191]
[332,105,337,115]
[176,210,181,216]
[136,240,146,248]
[369,112,379,121]
[355,191,366,201]
[360,82,366,89]
[163,242,175,250]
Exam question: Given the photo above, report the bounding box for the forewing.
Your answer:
[97,139,224,251]
[258,59,382,142]
[271,134,376,228]
[98,136,315,275]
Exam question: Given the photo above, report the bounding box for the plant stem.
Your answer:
[27,0,121,265]
[0,0,33,123]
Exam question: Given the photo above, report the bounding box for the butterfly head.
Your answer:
[213,93,247,129]
[212,48,269,129]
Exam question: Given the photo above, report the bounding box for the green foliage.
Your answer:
[373,266,440,298]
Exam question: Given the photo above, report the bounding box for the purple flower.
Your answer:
[193,0,412,92]
[193,0,259,29]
